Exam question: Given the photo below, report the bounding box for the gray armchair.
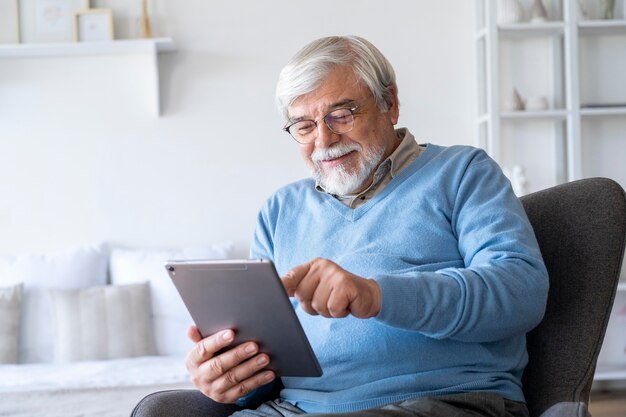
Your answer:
[133,178,626,417]
[520,177,626,417]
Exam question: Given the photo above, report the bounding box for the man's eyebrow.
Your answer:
[287,99,358,123]
[328,98,357,110]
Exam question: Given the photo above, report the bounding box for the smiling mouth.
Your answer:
[320,150,356,165]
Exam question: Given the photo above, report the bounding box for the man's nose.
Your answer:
[314,121,341,148]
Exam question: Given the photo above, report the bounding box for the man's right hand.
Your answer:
[185,326,276,403]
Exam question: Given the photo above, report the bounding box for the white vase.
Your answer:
[526,96,549,111]
[529,0,548,22]
[498,0,525,25]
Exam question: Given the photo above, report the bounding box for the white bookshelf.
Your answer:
[475,0,626,384]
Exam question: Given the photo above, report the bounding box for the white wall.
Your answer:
[0,1,476,257]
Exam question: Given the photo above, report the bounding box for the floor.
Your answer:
[589,390,626,417]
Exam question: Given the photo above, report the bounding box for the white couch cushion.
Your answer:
[49,282,155,362]
[0,244,109,363]
[0,284,22,364]
[109,244,233,356]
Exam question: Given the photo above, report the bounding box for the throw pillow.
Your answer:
[0,244,109,363]
[49,282,156,362]
[109,243,233,356]
[0,283,22,364]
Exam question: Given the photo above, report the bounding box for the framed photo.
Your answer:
[19,0,90,43]
[74,8,114,42]
[0,0,20,43]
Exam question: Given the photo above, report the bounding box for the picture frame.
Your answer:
[73,8,114,42]
[0,0,20,43]
[19,0,90,43]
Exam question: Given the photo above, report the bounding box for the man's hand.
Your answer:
[281,258,381,318]
[185,326,275,404]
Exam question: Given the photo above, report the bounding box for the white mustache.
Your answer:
[311,143,362,163]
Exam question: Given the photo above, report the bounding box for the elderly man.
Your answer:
[133,35,548,417]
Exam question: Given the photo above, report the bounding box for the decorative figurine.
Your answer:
[140,0,152,38]
[529,0,549,22]
[504,88,526,111]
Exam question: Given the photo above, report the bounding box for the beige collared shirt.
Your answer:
[316,128,425,208]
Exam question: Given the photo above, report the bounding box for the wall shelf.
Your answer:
[500,109,569,120]
[580,106,626,116]
[498,21,565,38]
[0,38,175,58]
[0,38,176,116]
[579,20,626,36]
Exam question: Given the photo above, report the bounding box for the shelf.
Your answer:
[0,37,175,117]
[595,364,626,381]
[0,38,176,59]
[581,106,626,117]
[498,22,565,38]
[500,110,569,120]
[579,20,626,36]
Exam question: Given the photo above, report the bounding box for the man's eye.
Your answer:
[329,114,350,122]
[295,122,315,134]
[328,109,352,120]
[328,112,352,125]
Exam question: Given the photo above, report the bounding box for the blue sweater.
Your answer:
[250,143,549,413]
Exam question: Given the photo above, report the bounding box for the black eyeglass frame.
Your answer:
[282,106,360,144]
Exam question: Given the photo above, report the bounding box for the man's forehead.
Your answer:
[286,66,364,121]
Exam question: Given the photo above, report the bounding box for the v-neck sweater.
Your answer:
[250,141,548,413]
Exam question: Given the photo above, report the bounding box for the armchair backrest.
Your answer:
[520,177,626,417]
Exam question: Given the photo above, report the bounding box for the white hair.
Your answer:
[275,35,398,120]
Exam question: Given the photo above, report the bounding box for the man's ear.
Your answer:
[386,86,400,125]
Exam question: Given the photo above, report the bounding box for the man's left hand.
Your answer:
[281,258,381,319]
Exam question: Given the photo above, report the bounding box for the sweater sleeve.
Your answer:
[249,199,275,261]
[375,150,549,343]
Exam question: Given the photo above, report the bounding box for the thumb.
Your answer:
[187,325,202,343]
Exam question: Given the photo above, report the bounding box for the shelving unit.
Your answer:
[0,38,176,116]
[475,0,626,385]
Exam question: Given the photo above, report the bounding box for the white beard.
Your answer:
[310,142,386,196]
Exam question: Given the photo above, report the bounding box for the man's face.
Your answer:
[286,65,400,195]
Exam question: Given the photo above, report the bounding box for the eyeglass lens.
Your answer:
[288,108,355,143]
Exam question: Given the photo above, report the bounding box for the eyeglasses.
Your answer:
[283,106,359,144]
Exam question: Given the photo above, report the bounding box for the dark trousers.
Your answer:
[132,389,529,417]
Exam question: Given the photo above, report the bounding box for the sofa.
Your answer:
[0,243,233,417]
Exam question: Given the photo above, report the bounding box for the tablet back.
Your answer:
[165,259,322,377]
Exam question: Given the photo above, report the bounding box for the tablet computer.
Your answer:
[165,259,322,377]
